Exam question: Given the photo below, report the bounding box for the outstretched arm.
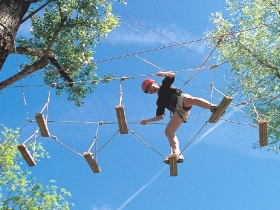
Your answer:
[140,115,164,125]
[156,71,175,78]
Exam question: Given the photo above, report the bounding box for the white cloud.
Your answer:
[106,24,206,55]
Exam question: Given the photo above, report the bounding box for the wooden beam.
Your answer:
[115,105,128,134]
[17,144,36,167]
[208,96,233,123]
[83,152,101,173]
[168,154,178,177]
[35,113,50,137]
[259,120,268,147]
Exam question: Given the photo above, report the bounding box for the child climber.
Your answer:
[140,71,217,164]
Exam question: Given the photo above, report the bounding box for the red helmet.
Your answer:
[141,78,155,93]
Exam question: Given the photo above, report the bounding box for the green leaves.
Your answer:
[16,0,123,106]
[0,125,73,209]
[208,0,280,154]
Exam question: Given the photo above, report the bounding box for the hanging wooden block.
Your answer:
[168,154,178,177]
[115,105,128,134]
[35,113,50,137]
[83,152,101,173]
[208,96,233,123]
[258,120,268,147]
[17,144,36,167]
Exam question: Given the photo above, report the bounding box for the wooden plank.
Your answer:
[208,96,233,123]
[35,113,50,137]
[259,120,268,147]
[17,144,36,167]
[169,154,178,177]
[115,105,128,134]
[83,152,101,173]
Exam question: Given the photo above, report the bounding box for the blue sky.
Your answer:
[1,1,280,210]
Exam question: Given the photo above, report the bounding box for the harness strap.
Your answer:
[169,89,182,111]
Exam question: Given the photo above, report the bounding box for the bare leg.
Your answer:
[183,94,214,109]
[165,114,183,151]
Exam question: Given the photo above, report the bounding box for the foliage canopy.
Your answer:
[15,0,125,106]
[208,0,280,153]
[0,125,73,209]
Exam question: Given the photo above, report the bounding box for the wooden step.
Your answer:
[35,113,50,137]
[83,152,101,173]
[208,96,233,123]
[115,105,128,134]
[17,144,36,167]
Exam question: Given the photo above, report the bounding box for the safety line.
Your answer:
[181,121,208,154]
[92,130,120,155]
[179,37,223,90]
[102,38,164,71]
[114,8,204,60]
[219,118,257,127]
[88,122,101,152]
[51,134,83,157]
[122,21,195,63]
[129,129,166,158]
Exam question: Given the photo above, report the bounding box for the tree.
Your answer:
[0,125,73,209]
[208,0,280,153]
[0,0,125,106]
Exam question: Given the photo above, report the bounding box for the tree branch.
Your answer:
[48,57,73,86]
[11,47,54,57]
[233,35,280,79]
[9,47,73,87]
[0,57,48,90]
[44,15,67,57]
[21,0,54,24]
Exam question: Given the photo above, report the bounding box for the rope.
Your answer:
[127,122,167,125]
[251,100,261,120]
[129,129,166,158]
[219,118,257,127]
[181,80,222,102]
[4,64,222,89]
[122,21,195,63]
[2,121,30,143]
[92,130,119,155]
[14,44,30,120]
[119,80,123,106]
[40,91,51,113]
[211,84,227,97]
[88,122,101,152]
[114,8,204,60]
[210,69,214,105]
[10,20,278,79]
[102,38,164,71]
[188,112,210,119]
[181,121,208,154]
[43,120,114,124]
[31,131,39,158]
[23,128,39,145]
[179,37,223,90]
[94,21,279,66]
[50,134,83,157]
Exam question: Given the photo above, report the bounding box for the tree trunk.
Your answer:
[0,0,31,71]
